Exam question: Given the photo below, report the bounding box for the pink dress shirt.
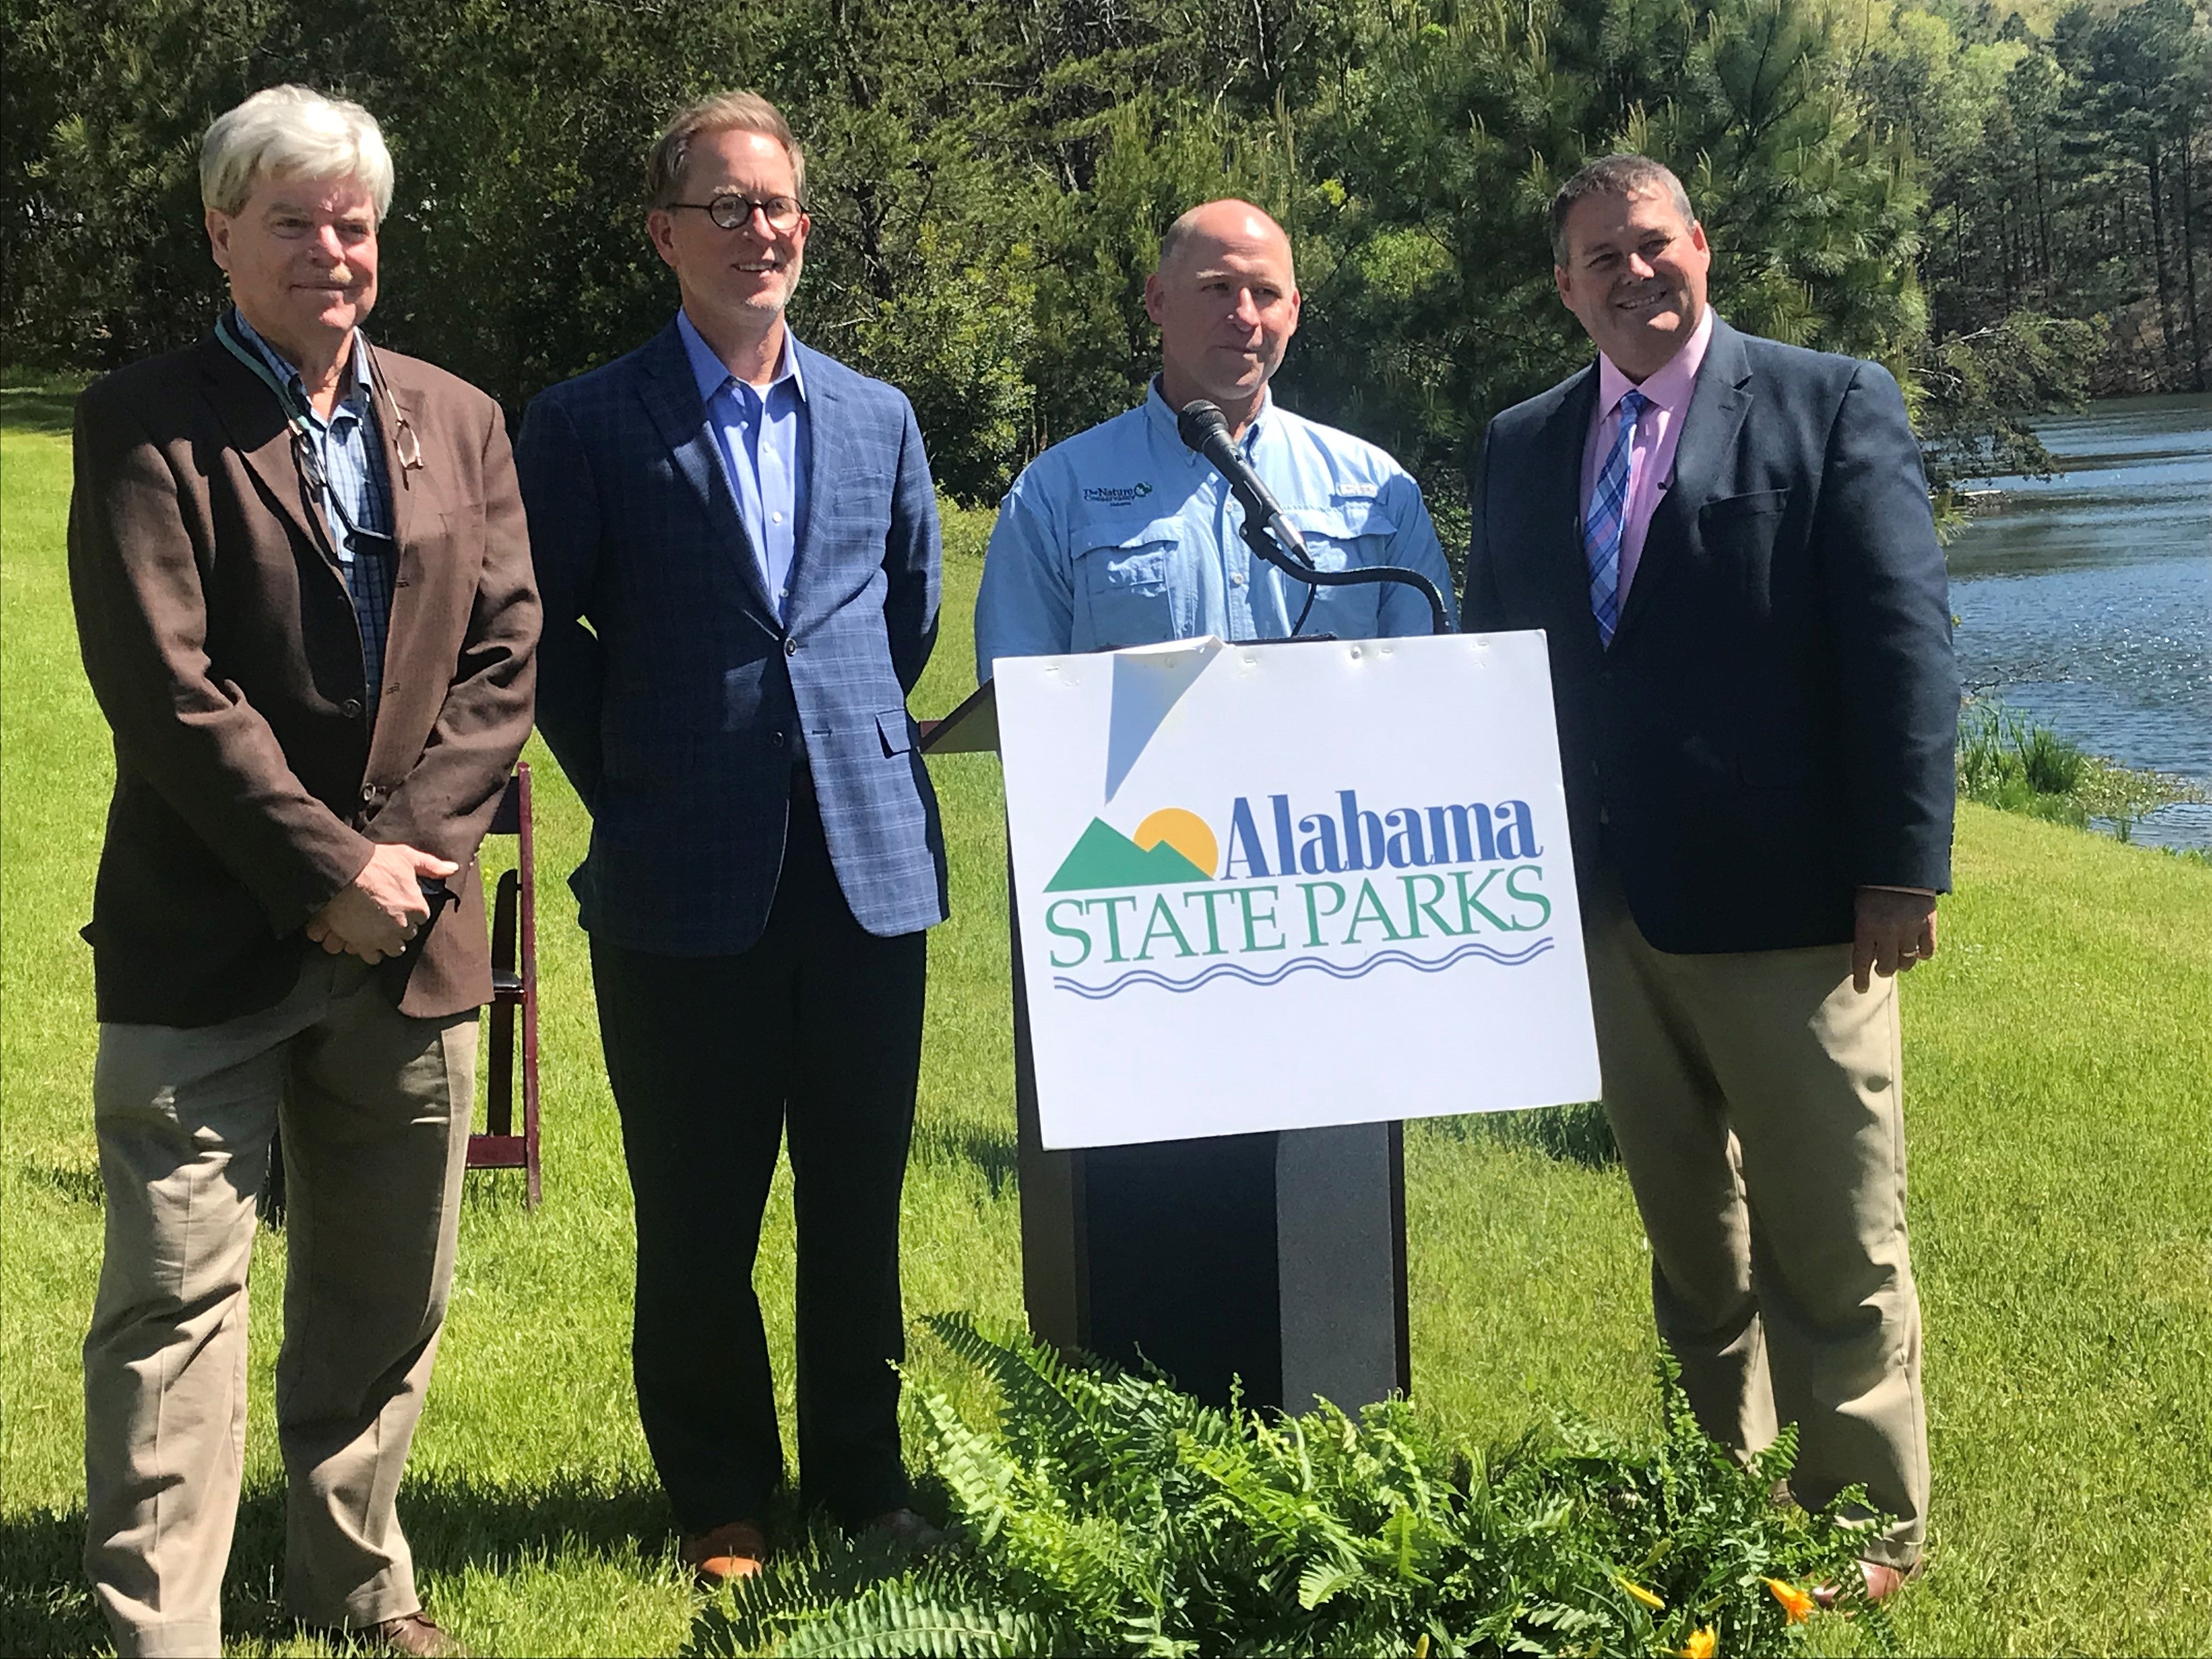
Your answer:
[1578,306,1716,602]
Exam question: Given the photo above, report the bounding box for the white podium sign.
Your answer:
[995,631,1602,1150]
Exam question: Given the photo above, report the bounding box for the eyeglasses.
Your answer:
[666,193,804,232]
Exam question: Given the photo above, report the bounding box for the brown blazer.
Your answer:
[68,331,540,1026]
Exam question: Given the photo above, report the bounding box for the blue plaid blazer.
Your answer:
[517,323,947,954]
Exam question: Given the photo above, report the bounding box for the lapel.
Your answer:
[1540,365,1604,655]
[373,358,430,639]
[197,337,343,571]
[1612,315,1753,652]
[635,319,778,620]
[365,359,431,768]
[787,337,836,628]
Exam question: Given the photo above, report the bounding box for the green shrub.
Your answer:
[1958,701,2206,845]
[715,1316,1891,1657]
[1956,700,2087,808]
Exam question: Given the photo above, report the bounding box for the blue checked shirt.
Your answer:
[233,311,396,719]
[677,309,811,624]
[974,381,1454,679]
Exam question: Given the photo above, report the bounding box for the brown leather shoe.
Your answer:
[1812,1556,1921,1610]
[681,1519,770,1588]
[867,1507,946,1551]
[357,1612,467,1657]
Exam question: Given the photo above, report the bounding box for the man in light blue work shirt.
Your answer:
[974,199,1450,1413]
[974,198,1454,678]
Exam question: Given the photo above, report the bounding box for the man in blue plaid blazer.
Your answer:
[515,91,946,1582]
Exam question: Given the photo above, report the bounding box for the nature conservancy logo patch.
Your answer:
[1080,481,1155,505]
[1039,789,1557,999]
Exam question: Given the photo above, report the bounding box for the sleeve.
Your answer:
[1375,468,1459,637]
[883,394,942,696]
[972,469,1074,682]
[514,392,607,810]
[1816,361,1960,892]
[67,386,375,934]
[366,402,542,864]
[1460,424,1504,633]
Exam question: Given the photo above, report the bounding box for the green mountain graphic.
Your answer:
[1045,818,1209,891]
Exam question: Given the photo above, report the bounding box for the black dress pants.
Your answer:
[591,782,927,1532]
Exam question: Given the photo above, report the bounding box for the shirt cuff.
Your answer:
[1859,884,1938,897]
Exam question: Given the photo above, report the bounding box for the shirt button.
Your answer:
[1232,572,1248,586]
[771,511,784,524]
[785,637,799,657]
[341,698,363,719]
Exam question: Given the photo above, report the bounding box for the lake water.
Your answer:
[1946,394,2212,850]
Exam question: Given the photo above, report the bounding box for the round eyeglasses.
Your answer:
[667,192,804,232]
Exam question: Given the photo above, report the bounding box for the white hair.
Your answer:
[200,84,394,220]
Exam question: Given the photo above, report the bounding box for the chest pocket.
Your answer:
[1074,518,1182,650]
[1278,499,1399,630]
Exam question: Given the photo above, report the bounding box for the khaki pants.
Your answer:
[1583,874,1928,1568]
[83,954,477,1657]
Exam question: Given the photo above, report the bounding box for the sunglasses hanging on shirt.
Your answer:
[214,311,421,553]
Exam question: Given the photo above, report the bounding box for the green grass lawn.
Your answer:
[5,381,2210,1656]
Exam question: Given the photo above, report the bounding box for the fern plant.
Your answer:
[712,1314,1893,1657]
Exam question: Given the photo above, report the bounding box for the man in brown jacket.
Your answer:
[66,85,538,1658]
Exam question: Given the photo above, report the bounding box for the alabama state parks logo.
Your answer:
[1046,809,1216,890]
[1036,791,1556,998]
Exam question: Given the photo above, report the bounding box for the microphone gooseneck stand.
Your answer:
[1176,399,1455,640]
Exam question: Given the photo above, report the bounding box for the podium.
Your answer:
[923,633,1601,1416]
[923,678,1409,1413]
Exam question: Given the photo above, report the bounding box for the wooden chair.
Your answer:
[467,763,541,1205]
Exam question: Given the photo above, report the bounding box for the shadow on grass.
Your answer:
[910,1120,1018,1197]
[0,379,82,435]
[1,1469,671,1655]
[1419,1099,1620,1169]
[17,1156,104,1205]
[0,1505,106,1657]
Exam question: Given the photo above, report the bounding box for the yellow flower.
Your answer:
[1764,1577,1815,1623]
[1619,1578,1666,1612]
[1679,1628,1718,1659]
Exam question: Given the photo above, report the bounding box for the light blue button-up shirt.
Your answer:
[974,381,1453,679]
[678,309,810,623]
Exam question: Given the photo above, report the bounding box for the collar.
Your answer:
[677,308,807,407]
[1596,304,1715,418]
[1147,376,1275,466]
[230,308,373,419]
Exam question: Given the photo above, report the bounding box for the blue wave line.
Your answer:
[1053,937,1555,999]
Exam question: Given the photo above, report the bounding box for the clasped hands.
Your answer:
[1853,886,1938,994]
[305,842,458,964]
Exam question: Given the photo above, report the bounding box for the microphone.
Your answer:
[1176,400,1309,562]
[1173,397,1455,639]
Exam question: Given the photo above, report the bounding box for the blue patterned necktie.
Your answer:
[1583,387,1647,648]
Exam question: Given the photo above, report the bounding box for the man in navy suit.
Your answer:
[516,91,946,1584]
[1464,155,1958,1601]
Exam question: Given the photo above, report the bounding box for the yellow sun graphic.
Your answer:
[1133,808,1218,878]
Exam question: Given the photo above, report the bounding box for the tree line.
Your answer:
[5,0,2205,515]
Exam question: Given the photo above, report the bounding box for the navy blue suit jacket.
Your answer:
[517,323,947,954]
[1464,316,1958,953]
